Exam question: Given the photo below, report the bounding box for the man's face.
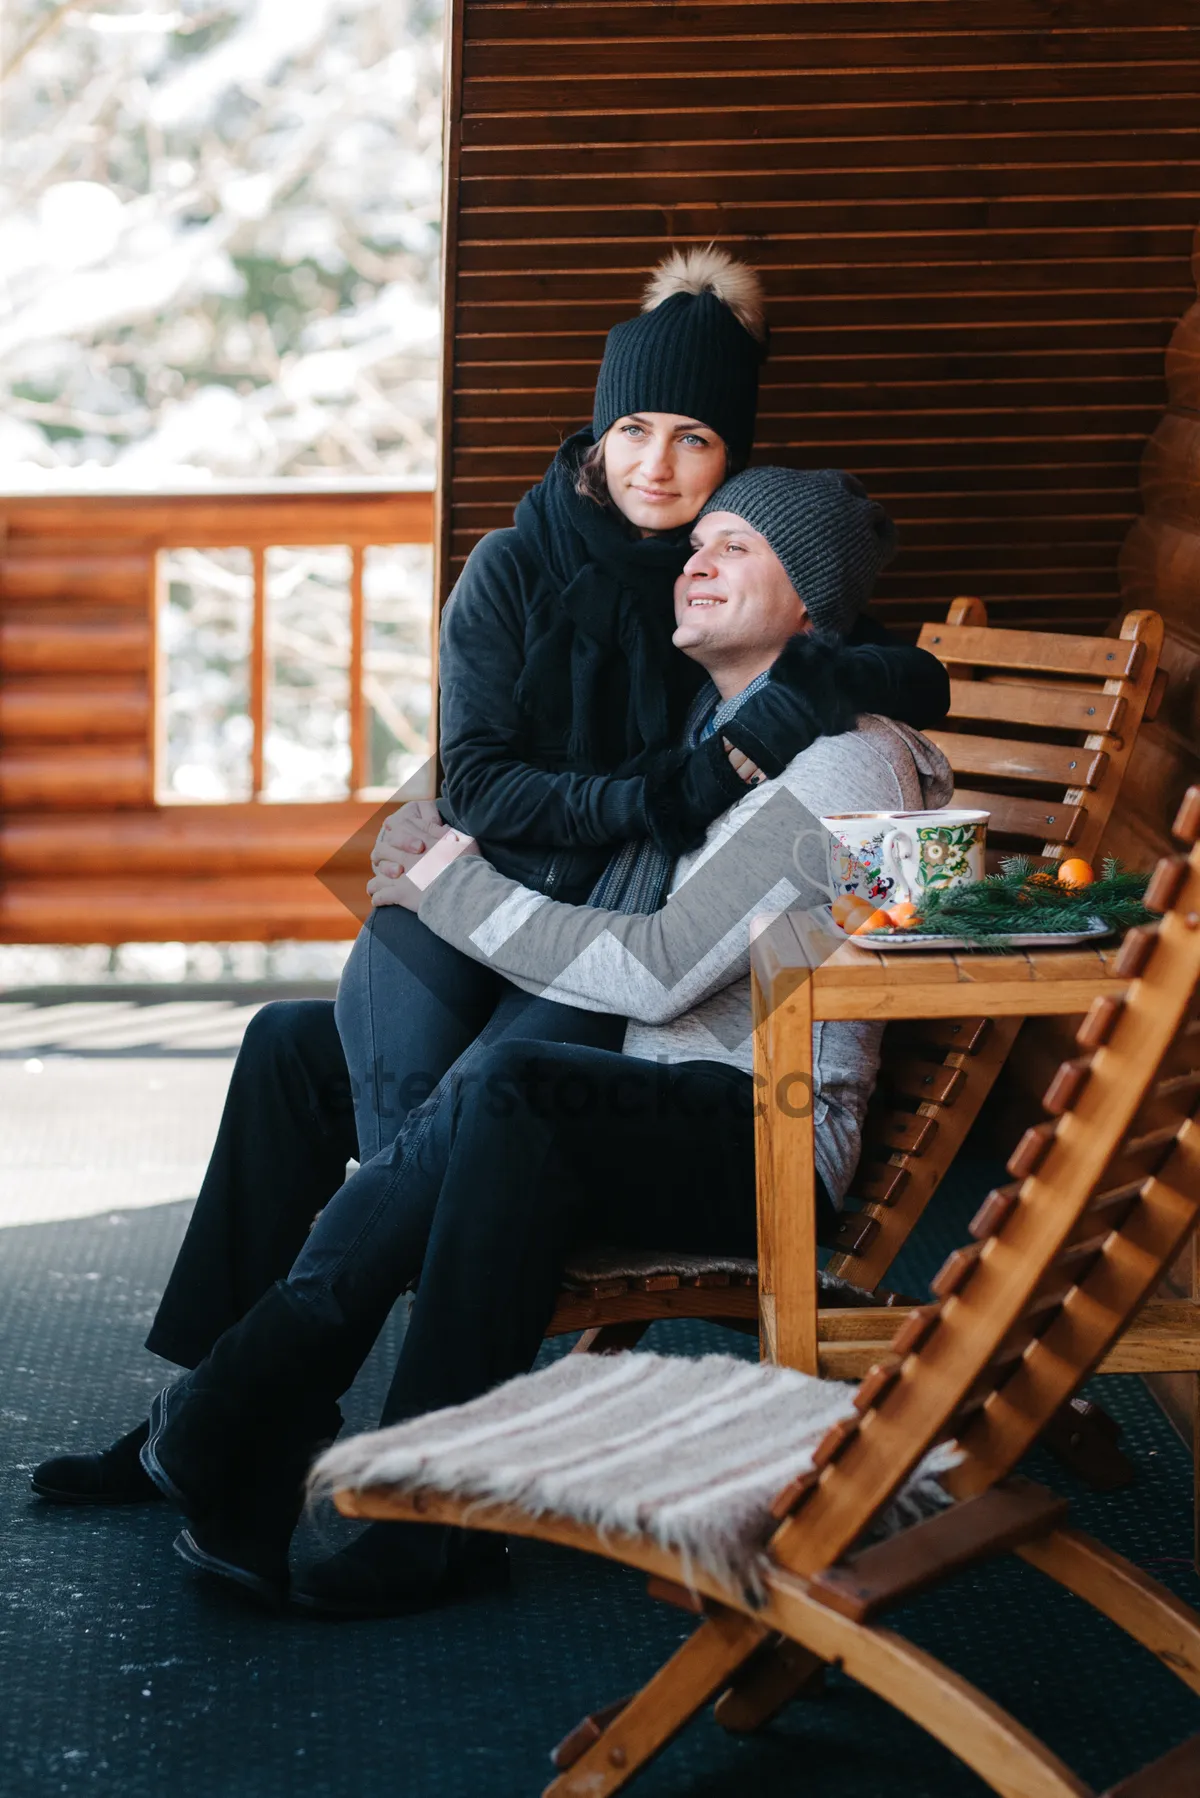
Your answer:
[672,511,808,664]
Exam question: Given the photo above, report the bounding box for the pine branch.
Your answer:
[891,859,1153,947]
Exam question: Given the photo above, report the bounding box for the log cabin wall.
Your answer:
[1107,232,1200,1452]
[440,0,1200,634]
[0,491,432,943]
[1111,227,1200,871]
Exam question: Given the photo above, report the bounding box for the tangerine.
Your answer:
[1057,858,1095,888]
[830,895,859,926]
[849,907,892,935]
[886,900,920,928]
[834,896,874,932]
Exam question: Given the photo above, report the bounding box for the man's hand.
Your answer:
[719,633,859,782]
[371,798,448,880]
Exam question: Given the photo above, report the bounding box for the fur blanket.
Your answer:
[311,1351,958,1600]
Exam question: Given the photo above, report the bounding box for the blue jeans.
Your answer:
[333,903,624,1160]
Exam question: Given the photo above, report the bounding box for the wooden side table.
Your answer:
[750,910,1141,1373]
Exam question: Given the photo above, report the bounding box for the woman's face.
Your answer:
[602,413,727,534]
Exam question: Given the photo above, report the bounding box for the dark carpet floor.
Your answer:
[3,1154,1199,1797]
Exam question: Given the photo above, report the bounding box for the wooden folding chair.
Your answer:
[543,602,1165,1345]
[323,788,1200,1798]
[825,599,1164,1293]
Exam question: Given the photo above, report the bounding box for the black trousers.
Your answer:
[145,960,624,1369]
[279,1038,763,1427]
[146,1001,356,1368]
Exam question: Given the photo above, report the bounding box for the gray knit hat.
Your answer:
[700,466,898,636]
[593,249,767,470]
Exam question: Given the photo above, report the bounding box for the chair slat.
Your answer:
[1100,1730,1200,1798]
[945,679,1127,737]
[1082,1181,1147,1227]
[1175,789,1200,847]
[888,1017,991,1056]
[1044,1056,1094,1116]
[829,1214,880,1258]
[864,1111,939,1156]
[929,732,1109,791]
[969,1186,1021,1241]
[1123,1084,1200,1144]
[1095,1122,1186,1196]
[880,1060,966,1107]
[917,622,1144,682]
[806,1482,1069,1625]
[1007,1121,1058,1179]
[1114,925,1160,977]
[930,1243,985,1300]
[1145,855,1191,913]
[1076,994,1125,1049]
[852,1160,911,1207]
[950,787,1086,846]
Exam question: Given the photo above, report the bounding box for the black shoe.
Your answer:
[291,1523,510,1619]
[32,1421,162,1506]
[174,1524,288,1611]
[168,1393,344,1609]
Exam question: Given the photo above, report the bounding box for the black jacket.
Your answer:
[437,437,949,903]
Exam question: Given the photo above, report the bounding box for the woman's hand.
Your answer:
[366,870,422,911]
[369,830,480,909]
[371,798,449,880]
[722,737,765,786]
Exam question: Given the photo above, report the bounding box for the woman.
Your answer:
[339,246,947,1159]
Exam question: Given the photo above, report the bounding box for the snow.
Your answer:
[0,0,444,484]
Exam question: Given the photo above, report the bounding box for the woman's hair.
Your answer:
[574,430,732,510]
[574,436,611,506]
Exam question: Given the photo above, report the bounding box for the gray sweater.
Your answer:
[418,716,954,1203]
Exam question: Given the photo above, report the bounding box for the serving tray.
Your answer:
[827,907,1114,953]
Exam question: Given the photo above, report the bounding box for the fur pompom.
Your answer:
[642,246,766,343]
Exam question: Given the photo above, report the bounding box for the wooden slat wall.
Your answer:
[439,0,1200,633]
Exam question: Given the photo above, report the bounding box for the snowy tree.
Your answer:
[0,0,443,481]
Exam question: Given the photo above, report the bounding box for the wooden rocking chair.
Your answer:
[321,787,1200,1798]
[543,601,1165,1350]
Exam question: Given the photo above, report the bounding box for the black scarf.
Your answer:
[512,430,694,765]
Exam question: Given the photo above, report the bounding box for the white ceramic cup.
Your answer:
[792,809,989,910]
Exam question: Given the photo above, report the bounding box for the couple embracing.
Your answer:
[33,250,953,1616]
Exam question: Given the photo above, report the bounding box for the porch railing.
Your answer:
[0,485,435,944]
